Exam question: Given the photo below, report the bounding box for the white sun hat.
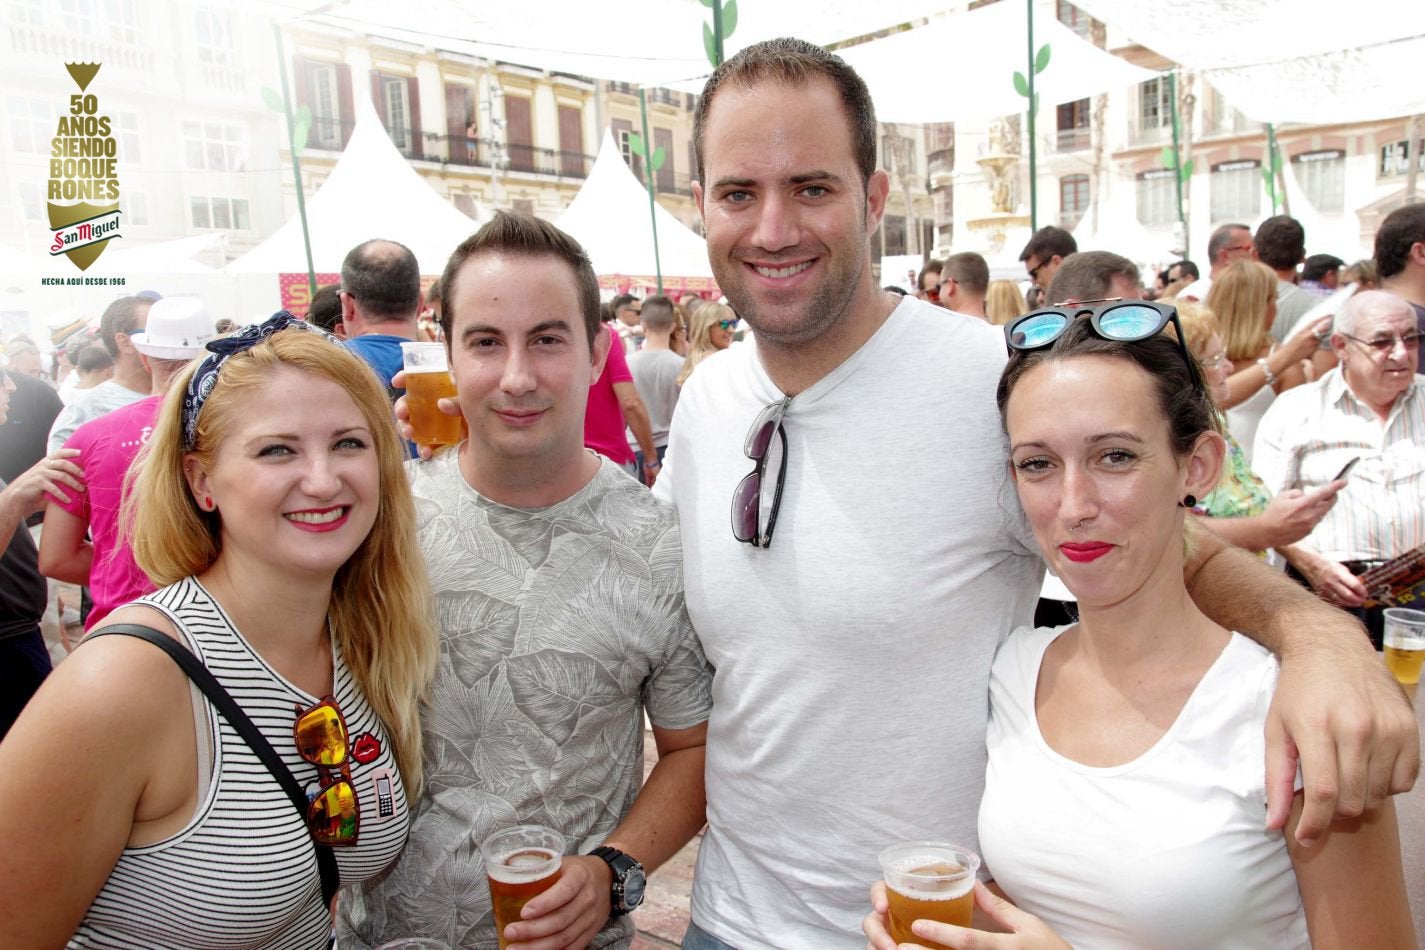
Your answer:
[130,296,217,360]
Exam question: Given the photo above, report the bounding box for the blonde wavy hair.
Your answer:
[678,301,734,386]
[1166,297,1219,358]
[124,330,437,800]
[985,280,1028,326]
[1205,260,1276,361]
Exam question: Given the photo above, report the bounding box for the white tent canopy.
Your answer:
[292,0,1153,123]
[295,0,960,87]
[556,131,716,289]
[1070,0,1425,123]
[832,3,1156,124]
[1072,197,1176,268]
[86,232,221,275]
[227,96,479,275]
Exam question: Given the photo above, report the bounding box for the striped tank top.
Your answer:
[70,577,410,949]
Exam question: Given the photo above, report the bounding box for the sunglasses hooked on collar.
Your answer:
[294,696,361,846]
[1003,297,1202,389]
[732,395,792,548]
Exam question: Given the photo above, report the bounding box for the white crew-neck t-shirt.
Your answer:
[980,626,1308,949]
[655,296,1043,949]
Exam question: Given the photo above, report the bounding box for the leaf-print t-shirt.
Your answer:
[337,451,714,950]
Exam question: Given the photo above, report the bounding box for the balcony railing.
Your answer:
[297,117,595,179]
[1203,109,1262,137]
[1127,121,1173,147]
[1056,127,1091,152]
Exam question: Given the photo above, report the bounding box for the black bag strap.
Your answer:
[89,623,340,907]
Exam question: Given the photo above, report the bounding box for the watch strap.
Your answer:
[590,845,644,915]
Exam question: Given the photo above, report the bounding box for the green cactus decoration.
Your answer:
[699,0,737,68]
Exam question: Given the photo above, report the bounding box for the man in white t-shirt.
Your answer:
[653,37,1418,950]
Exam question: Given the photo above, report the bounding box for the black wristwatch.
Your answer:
[590,845,646,916]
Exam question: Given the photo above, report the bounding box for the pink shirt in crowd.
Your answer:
[53,395,162,629]
[584,324,636,465]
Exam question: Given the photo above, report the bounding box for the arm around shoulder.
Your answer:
[1185,532,1419,841]
[1286,795,1415,948]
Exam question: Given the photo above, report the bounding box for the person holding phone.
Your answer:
[1172,300,1344,558]
[1254,290,1425,646]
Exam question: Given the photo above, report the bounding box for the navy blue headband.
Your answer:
[181,311,343,451]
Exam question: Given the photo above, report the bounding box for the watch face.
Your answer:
[622,867,647,909]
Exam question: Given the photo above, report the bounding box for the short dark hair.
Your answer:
[609,293,638,316]
[942,252,989,296]
[439,211,601,349]
[1374,204,1425,280]
[341,239,421,320]
[694,38,877,190]
[1018,226,1077,265]
[307,283,343,334]
[1206,224,1250,265]
[1045,250,1140,304]
[76,342,114,374]
[997,312,1218,461]
[640,295,676,332]
[99,296,152,358]
[918,260,943,290]
[1301,253,1344,283]
[1253,216,1306,271]
[1168,259,1200,281]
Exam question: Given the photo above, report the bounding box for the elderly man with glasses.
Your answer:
[1255,290,1425,645]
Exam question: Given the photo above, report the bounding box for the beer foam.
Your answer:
[886,857,974,901]
[487,846,560,884]
[1388,637,1425,650]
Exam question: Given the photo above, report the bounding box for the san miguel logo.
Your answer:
[48,63,122,272]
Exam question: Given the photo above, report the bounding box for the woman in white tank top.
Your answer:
[865,306,1412,949]
[0,317,437,948]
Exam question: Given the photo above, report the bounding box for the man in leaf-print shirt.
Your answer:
[337,213,712,950]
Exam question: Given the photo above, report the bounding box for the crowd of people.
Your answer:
[1,35,1422,950]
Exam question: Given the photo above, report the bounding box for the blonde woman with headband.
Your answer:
[0,314,437,947]
[678,301,738,387]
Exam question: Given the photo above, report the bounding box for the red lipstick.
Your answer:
[1059,542,1113,563]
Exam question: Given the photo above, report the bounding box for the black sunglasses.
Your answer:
[1004,298,1201,388]
[731,396,791,548]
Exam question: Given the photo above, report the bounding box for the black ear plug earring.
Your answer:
[1178,494,1197,509]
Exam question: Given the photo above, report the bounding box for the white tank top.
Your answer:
[70,577,410,949]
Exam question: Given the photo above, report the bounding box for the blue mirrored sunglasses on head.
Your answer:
[1004,298,1200,388]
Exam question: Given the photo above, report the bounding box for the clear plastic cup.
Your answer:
[878,841,980,950]
[399,341,461,447]
[480,824,565,950]
[1383,607,1425,686]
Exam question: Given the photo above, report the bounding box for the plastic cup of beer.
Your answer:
[399,341,461,447]
[1383,607,1425,686]
[480,824,565,950]
[878,841,980,950]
